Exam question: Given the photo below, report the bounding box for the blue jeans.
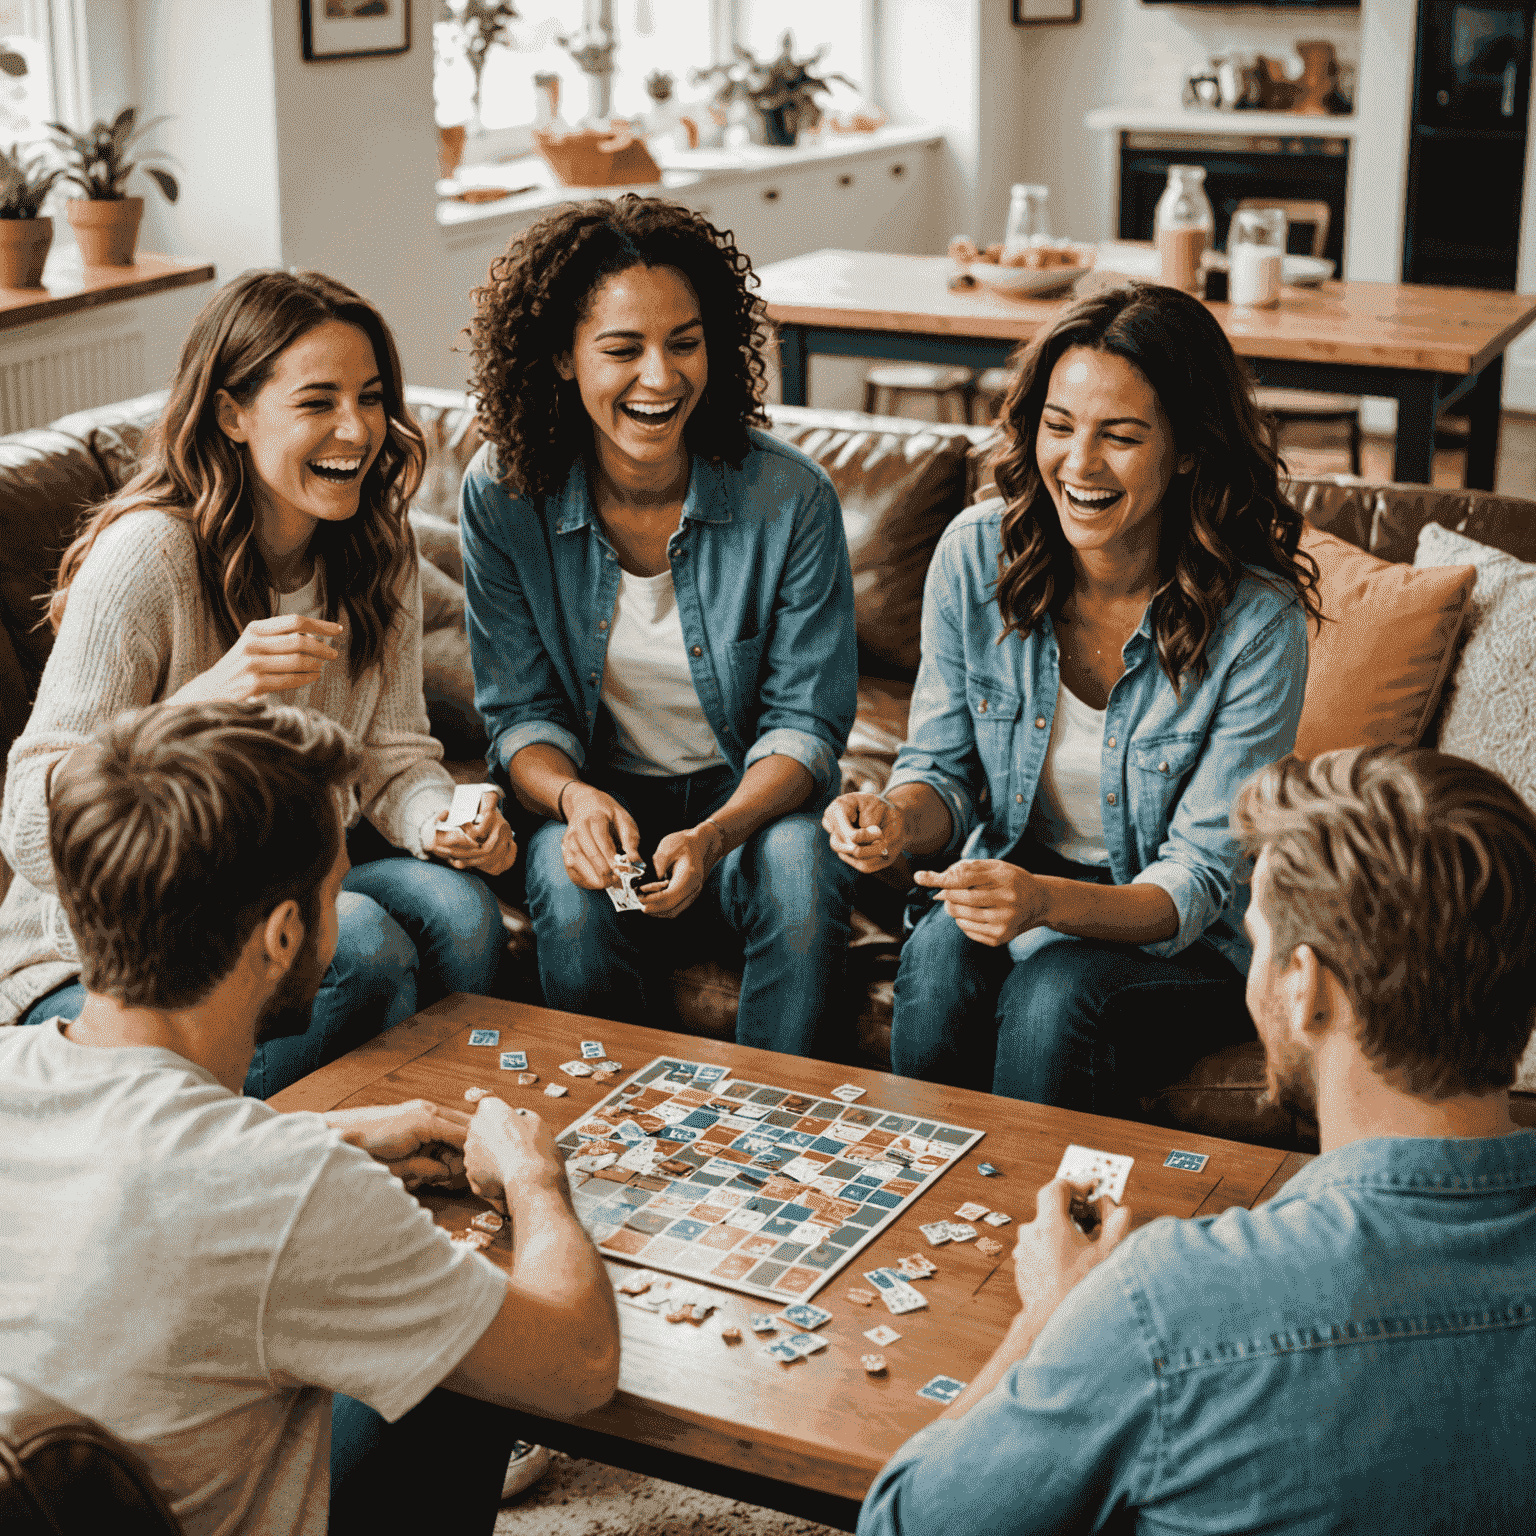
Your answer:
[20,826,505,1100]
[890,847,1252,1113]
[329,1389,523,1536]
[524,764,856,1058]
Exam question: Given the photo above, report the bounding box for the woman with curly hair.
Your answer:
[0,269,515,1095]
[461,194,858,1055]
[825,283,1320,1110]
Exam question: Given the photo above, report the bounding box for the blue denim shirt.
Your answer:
[886,500,1308,971]
[860,1130,1536,1535]
[458,431,857,804]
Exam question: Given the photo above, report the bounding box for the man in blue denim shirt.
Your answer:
[859,747,1536,1535]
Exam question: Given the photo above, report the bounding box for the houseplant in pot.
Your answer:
[691,31,855,147]
[48,107,178,267]
[0,143,63,288]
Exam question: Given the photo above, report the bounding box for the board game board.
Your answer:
[555,1055,984,1304]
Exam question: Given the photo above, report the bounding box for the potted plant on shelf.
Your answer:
[691,31,856,148]
[0,143,63,288]
[48,107,179,267]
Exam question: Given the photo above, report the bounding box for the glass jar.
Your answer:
[1228,207,1286,307]
[1002,184,1051,258]
[1154,165,1215,296]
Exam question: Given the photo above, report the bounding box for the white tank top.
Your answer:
[601,567,727,777]
[1026,682,1110,866]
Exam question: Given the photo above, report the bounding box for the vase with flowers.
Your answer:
[691,32,856,148]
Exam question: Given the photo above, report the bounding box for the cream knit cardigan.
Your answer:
[0,508,457,1023]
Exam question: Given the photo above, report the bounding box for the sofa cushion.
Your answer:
[1415,523,1536,814]
[1293,525,1475,759]
[766,407,983,678]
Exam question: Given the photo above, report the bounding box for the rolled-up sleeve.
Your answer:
[884,533,981,861]
[459,460,588,777]
[741,477,857,795]
[1134,598,1308,958]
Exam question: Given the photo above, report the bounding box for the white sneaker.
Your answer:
[501,1441,552,1502]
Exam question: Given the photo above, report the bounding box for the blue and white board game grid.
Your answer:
[557,1056,984,1304]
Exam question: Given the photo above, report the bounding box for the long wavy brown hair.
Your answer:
[468,194,769,500]
[50,269,425,678]
[992,283,1320,688]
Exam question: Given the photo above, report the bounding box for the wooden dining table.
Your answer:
[756,247,1536,489]
[270,994,1311,1531]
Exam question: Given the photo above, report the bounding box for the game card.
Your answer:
[982,1211,1012,1226]
[864,1324,901,1346]
[448,783,487,828]
[864,1268,929,1315]
[748,1314,778,1333]
[779,1303,832,1332]
[916,1375,967,1405]
[468,1029,498,1047]
[580,1040,606,1060]
[763,1340,801,1363]
[954,1202,989,1221]
[499,1051,527,1071]
[1056,1144,1134,1204]
[919,1221,953,1247]
[1164,1149,1210,1173]
[606,856,646,913]
[786,1332,828,1356]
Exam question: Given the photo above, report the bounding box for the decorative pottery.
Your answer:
[0,216,53,288]
[67,196,143,266]
[437,124,467,180]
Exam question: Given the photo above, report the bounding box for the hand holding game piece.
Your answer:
[914,859,1053,947]
[822,791,906,874]
[861,1353,887,1375]
[1011,1177,1132,1322]
[640,824,718,918]
[425,787,517,875]
[463,1096,563,1214]
[559,783,643,890]
[1054,1144,1134,1205]
[326,1098,472,1190]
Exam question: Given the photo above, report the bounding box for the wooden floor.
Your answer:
[1280,412,1536,499]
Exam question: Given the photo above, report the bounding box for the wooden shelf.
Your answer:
[0,251,216,333]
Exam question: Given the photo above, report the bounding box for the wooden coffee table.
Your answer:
[270,996,1310,1531]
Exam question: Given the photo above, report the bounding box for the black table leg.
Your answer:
[1462,355,1504,491]
[777,323,809,407]
[1392,373,1441,485]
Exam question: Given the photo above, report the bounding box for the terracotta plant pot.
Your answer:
[437,124,466,180]
[66,196,144,266]
[0,216,54,288]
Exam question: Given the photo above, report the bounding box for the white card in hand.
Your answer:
[448,784,486,828]
[1055,1143,1134,1205]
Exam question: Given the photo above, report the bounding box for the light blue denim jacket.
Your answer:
[458,431,857,804]
[859,1130,1536,1535]
[886,500,1309,971]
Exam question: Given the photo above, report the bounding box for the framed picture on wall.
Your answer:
[1012,0,1081,23]
[301,0,411,61]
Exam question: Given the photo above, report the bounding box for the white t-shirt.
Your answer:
[601,568,726,777]
[1027,683,1110,866]
[273,570,323,711]
[0,1020,506,1536]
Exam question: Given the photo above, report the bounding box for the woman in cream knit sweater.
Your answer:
[0,270,516,1096]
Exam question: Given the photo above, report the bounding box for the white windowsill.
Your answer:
[1082,105,1359,140]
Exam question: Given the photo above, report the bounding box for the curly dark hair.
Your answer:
[991,282,1321,689]
[468,194,770,499]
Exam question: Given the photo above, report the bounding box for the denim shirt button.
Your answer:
[978,699,988,713]
[1107,735,1116,748]
[691,645,703,657]
[598,619,609,630]
[1034,716,1046,729]
[1015,793,1023,803]
[1106,792,1117,805]
[1159,761,1169,773]
[589,673,598,684]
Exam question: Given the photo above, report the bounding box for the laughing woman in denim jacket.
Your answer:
[460,196,858,1057]
[825,284,1320,1111]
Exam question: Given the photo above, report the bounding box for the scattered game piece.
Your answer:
[721,1325,742,1343]
[864,1268,929,1315]
[916,1375,967,1405]
[464,1086,491,1103]
[975,1236,1004,1258]
[665,1307,693,1324]
[786,1331,828,1356]
[450,1229,491,1250]
[1056,1144,1134,1205]
[779,1303,832,1331]
[861,1354,887,1375]
[518,1071,539,1086]
[954,1201,990,1221]
[499,1051,528,1071]
[561,1060,595,1078]
[920,1222,953,1247]
[763,1340,802,1364]
[468,1029,499,1047]
[829,1084,867,1103]
[946,1223,978,1243]
[977,1162,1000,1177]
[896,1255,937,1281]
[580,1040,606,1060]
[544,1083,568,1097]
[982,1211,1012,1227]
[607,855,646,913]
[616,1272,655,1295]
[448,782,489,828]
[846,1288,877,1307]
[593,1061,621,1076]
[1165,1149,1210,1173]
[748,1314,778,1333]
[864,1324,901,1346]
[470,1210,504,1235]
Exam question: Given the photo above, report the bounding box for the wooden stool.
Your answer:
[972,365,1015,424]
[862,363,975,423]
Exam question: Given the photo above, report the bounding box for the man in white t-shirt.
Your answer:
[0,700,620,1536]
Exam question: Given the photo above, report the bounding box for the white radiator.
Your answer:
[0,329,147,435]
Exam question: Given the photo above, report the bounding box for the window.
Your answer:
[0,0,59,143]
[735,0,867,95]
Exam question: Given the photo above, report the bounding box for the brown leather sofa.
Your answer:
[3,390,1532,1151]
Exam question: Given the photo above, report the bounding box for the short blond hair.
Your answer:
[1234,747,1536,1097]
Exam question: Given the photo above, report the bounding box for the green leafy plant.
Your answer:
[48,107,179,203]
[691,31,856,133]
[0,142,62,218]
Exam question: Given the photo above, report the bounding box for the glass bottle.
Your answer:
[1154,165,1214,296]
[1002,185,1051,259]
